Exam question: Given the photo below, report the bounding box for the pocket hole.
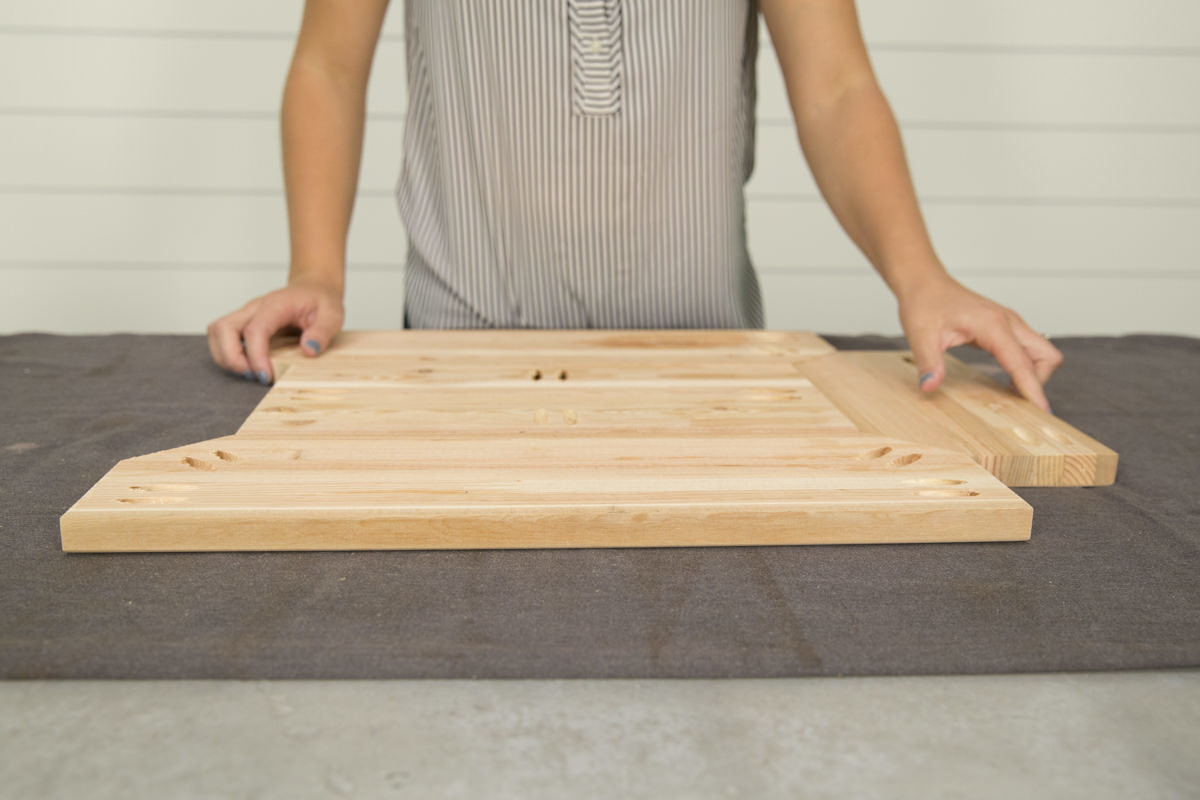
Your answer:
[181,457,217,471]
[905,478,967,486]
[864,446,893,460]
[213,450,237,462]
[1011,426,1040,445]
[891,453,923,467]
[128,484,195,492]
[1042,426,1073,445]
[915,489,979,498]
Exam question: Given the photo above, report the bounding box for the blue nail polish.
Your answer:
[305,339,322,355]
[257,370,271,385]
[241,370,254,381]
[919,372,934,387]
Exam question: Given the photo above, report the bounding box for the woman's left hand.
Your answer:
[897,272,1064,412]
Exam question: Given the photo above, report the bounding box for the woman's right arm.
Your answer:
[207,0,391,383]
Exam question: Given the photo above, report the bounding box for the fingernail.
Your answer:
[305,339,321,355]
[919,372,934,387]
[241,370,254,381]
[257,370,271,385]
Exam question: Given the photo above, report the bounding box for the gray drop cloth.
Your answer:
[1,333,1197,678]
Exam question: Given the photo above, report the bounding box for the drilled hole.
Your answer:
[181,457,217,471]
[1011,426,1040,445]
[902,354,917,365]
[891,453,923,467]
[129,483,196,492]
[530,370,543,381]
[557,370,568,381]
[1042,426,1073,445]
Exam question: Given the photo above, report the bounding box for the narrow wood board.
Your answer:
[60,330,1115,552]
[802,350,1118,486]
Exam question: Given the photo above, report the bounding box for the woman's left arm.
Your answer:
[759,0,1062,411]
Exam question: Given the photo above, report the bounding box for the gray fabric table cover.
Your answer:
[1,333,1197,678]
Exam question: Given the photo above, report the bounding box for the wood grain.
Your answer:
[803,351,1117,486]
[60,434,1030,551]
[59,330,1117,552]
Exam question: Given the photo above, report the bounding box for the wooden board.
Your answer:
[59,330,1116,552]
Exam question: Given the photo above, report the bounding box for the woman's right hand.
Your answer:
[206,279,345,384]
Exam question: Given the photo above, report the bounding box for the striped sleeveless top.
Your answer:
[395,0,764,329]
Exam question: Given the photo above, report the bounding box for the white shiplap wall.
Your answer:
[2,0,1198,335]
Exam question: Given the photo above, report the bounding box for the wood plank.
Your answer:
[58,330,1119,552]
[758,48,1200,127]
[6,0,1194,50]
[10,117,1196,204]
[8,195,1197,275]
[5,35,1197,127]
[855,0,1200,49]
[60,434,1030,552]
[802,351,1117,486]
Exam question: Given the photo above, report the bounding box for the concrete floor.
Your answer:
[2,672,1197,799]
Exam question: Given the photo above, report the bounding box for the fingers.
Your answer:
[977,316,1051,412]
[1009,317,1064,385]
[908,326,947,394]
[297,297,344,358]
[206,285,343,385]
[241,298,301,384]
[206,303,257,378]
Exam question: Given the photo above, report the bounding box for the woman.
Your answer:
[206,0,1062,410]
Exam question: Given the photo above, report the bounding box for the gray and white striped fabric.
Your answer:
[395,0,764,329]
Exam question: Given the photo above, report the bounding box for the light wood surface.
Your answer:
[60,330,1116,552]
[803,351,1118,486]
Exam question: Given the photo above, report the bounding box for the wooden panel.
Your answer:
[0,195,408,264]
[855,0,1200,49]
[59,433,1030,551]
[0,1,310,31]
[5,0,1194,48]
[803,351,1117,486]
[6,194,1196,275]
[0,33,408,113]
[8,116,1196,204]
[757,48,1200,127]
[60,330,1120,552]
[748,126,1200,202]
[5,34,1197,128]
[748,201,1200,273]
